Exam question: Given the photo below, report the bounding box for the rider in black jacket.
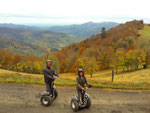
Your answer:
[76,68,91,103]
[43,60,58,94]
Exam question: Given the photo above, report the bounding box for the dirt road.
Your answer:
[0,83,150,113]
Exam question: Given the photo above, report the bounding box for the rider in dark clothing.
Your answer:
[43,60,58,94]
[76,68,91,103]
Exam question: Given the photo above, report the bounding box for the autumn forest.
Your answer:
[0,20,150,75]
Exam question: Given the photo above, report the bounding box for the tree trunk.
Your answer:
[112,70,114,83]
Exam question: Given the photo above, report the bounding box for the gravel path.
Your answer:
[0,83,150,113]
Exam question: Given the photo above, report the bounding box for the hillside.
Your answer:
[0,68,150,89]
[0,20,150,75]
[0,27,80,55]
[54,20,150,73]
[49,22,119,39]
[0,22,119,55]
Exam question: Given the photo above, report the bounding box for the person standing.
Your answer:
[76,68,91,104]
[43,60,59,94]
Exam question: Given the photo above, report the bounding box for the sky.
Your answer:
[0,0,150,26]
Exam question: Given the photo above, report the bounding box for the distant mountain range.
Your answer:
[49,22,119,39]
[0,27,79,56]
[0,22,119,55]
[0,23,39,30]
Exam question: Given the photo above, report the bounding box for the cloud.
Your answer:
[0,0,150,25]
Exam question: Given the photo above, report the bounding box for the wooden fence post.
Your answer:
[112,70,114,83]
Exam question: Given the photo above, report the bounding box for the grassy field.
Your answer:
[0,69,150,90]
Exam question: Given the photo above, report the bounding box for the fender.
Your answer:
[85,93,90,98]
[72,96,79,101]
[84,93,90,100]
[52,86,57,93]
[41,91,50,96]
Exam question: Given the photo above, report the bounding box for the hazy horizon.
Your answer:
[0,19,148,27]
[0,0,150,26]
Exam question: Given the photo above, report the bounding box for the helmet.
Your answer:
[46,60,52,66]
[46,60,52,63]
[78,68,84,75]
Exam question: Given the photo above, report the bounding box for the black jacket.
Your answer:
[76,75,89,90]
[43,66,56,83]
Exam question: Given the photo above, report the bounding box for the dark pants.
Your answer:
[77,90,85,102]
[45,82,52,94]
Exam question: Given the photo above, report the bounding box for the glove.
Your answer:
[88,84,92,88]
[51,77,56,81]
[55,74,59,77]
[81,88,85,91]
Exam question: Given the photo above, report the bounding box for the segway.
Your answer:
[40,77,58,106]
[71,86,91,112]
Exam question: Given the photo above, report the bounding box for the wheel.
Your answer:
[40,96,51,106]
[71,99,79,112]
[86,98,91,108]
[53,89,58,99]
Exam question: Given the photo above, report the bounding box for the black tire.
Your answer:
[40,96,51,106]
[86,98,91,108]
[71,99,79,112]
[53,89,58,99]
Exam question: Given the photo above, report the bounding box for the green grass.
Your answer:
[0,69,150,90]
[0,73,44,85]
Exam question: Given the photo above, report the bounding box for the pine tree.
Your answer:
[101,27,106,39]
